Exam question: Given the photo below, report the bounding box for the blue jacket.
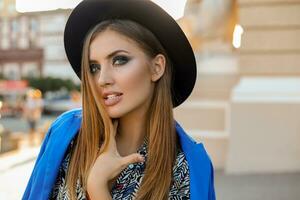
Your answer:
[23,108,216,200]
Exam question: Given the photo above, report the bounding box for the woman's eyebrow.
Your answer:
[89,49,130,63]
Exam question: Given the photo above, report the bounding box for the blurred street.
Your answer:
[1,115,57,133]
[0,146,39,199]
[0,115,57,199]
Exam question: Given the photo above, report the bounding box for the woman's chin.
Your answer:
[106,109,125,119]
[109,114,122,119]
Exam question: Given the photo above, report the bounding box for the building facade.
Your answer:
[0,0,78,83]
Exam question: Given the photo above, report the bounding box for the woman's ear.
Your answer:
[151,54,166,82]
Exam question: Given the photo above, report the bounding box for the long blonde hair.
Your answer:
[66,19,178,200]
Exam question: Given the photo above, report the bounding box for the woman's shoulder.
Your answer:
[22,108,83,200]
[175,123,213,169]
[41,108,82,148]
[53,107,82,122]
[50,108,82,130]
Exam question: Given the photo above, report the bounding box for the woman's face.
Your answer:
[88,29,155,119]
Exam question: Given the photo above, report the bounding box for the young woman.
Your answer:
[23,1,215,200]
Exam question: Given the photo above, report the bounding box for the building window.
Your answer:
[30,18,38,32]
[11,19,19,33]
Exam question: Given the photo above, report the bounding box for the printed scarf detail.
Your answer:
[50,138,190,199]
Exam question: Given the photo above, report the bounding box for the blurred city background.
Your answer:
[0,0,299,199]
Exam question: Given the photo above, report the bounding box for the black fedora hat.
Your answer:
[64,0,196,107]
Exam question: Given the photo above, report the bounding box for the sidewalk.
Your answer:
[0,135,40,200]
[214,170,300,200]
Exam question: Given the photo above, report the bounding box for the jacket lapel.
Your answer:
[175,120,212,200]
[42,112,82,199]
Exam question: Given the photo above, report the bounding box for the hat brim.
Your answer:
[64,0,196,107]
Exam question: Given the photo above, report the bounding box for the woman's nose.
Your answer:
[97,66,114,87]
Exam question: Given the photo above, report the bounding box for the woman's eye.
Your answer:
[89,63,101,74]
[113,55,129,65]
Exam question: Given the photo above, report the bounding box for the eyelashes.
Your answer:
[113,55,130,65]
[89,55,130,74]
[89,63,101,74]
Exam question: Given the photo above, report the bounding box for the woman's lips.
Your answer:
[104,94,123,106]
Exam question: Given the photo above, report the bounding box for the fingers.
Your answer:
[121,153,145,168]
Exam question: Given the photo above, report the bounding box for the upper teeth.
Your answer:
[106,94,119,99]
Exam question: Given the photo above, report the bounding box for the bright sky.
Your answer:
[16,0,187,20]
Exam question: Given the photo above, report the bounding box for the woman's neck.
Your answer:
[116,113,147,157]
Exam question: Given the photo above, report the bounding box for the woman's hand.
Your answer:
[87,119,145,199]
